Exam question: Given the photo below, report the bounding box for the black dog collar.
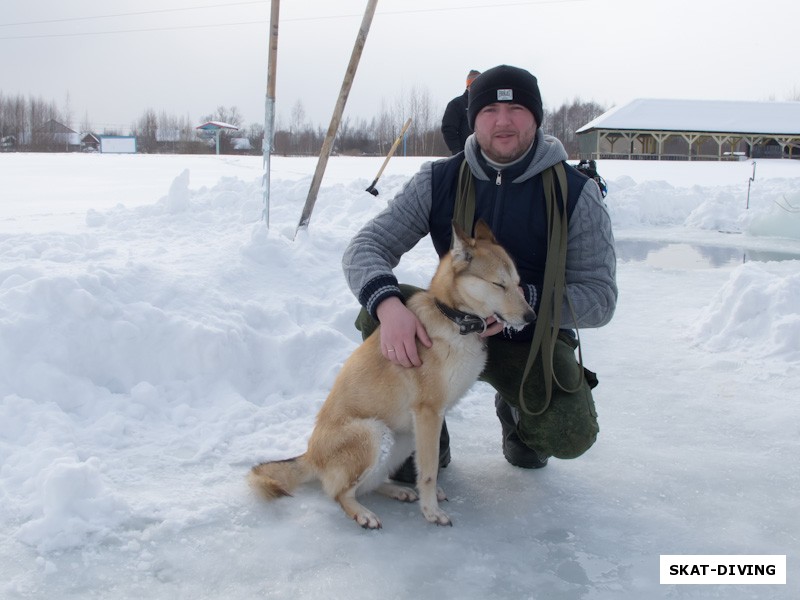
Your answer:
[435,300,487,335]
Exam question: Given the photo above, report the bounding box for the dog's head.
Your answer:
[448,219,536,331]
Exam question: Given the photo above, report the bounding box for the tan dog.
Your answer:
[249,220,535,529]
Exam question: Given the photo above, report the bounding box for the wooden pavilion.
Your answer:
[577,99,800,161]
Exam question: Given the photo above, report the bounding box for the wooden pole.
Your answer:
[295,0,379,237]
[263,0,280,227]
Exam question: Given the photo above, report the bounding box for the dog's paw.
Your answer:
[354,510,382,530]
[377,482,418,503]
[436,486,447,502]
[392,487,418,503]
[421,504,452,527]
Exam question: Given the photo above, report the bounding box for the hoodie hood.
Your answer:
[463,129,569,183]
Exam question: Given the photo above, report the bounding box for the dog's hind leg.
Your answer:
[312,418,387,529]
[336,485,383,529]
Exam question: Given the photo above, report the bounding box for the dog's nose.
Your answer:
[524,310,536,324]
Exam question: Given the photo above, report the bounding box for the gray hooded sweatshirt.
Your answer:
[342,130,617,331]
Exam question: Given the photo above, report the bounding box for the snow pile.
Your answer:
[14,457,133,554]
[0,167,416,561]
[692,261,800,361]
[606,172,800,239]
[684,188,743,232]
[743,183,800,239]
[605,178,713,227]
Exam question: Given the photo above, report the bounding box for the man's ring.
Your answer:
[388,348,396,354]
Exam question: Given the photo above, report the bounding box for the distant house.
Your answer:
[81,133,101,152]
[34,119,81,151]
[0,135,16,152]
[577,99,800,161]
[232,137,254,153]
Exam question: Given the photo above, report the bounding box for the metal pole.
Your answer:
[263,0,280,227]
[295,0,379,237]
[746,160,756,210]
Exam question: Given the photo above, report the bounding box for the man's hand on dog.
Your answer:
[377,297,509,367]
[376,297,432,367]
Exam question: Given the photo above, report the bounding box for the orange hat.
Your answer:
[466,69,481,88]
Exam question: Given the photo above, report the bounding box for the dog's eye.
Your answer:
[493,282,506,290]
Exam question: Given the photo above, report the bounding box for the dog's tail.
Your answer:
[248,455,316,500]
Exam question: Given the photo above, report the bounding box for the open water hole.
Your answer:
[615,240,800,269]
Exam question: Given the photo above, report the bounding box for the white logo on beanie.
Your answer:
[497,89,513,101]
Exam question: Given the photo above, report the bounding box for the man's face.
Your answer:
[473,102,537,164]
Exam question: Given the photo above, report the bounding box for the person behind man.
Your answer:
[440,69,481,155]
[343,64,617,479]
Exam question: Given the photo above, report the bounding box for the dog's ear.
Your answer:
[474,219,497,243]
[450,221,474,264]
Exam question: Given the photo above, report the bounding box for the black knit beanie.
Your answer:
[467,65,544,129]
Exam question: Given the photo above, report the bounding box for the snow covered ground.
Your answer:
[1,151,798,599]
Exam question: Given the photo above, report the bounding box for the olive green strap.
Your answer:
[452,159,583,415]
[548,165,585,397]
[519,162,583,415]
[453,159,475,241]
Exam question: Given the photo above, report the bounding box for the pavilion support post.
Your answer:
[711,135,730,160]
[681,133,700,161]
[652,132,669,160]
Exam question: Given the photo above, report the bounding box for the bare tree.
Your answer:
[29,96,62,151]
[80,111,93,135]
[246,123,264,154]
[132,109,158,153]
[410,85,435,155]
[204,105,243,128]
[373,99,396,155]
[0,93,27,143]
[63,92,73,132]
[542,98,607,158]
[290,100,306,136]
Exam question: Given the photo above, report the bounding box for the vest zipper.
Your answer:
[492,171,504,229]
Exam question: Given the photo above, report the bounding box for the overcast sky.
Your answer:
[2,0,798,133]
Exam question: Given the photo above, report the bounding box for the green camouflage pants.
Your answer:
[354,285,599,459]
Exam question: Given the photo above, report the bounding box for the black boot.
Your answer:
[390,420,451,484]
[495,394,549,469]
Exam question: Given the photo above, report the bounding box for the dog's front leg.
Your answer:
[413,405,452,526]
